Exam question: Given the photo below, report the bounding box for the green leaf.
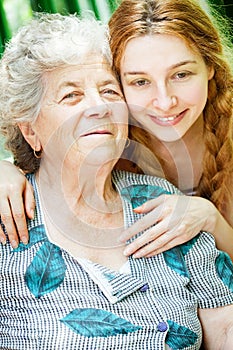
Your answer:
[163,247,189,278]
[25,241,66,297]
[215,251,233,292]
[179,235,200,256]
[121,184,170,209]
[166,320,198,349]
[61,308,142,337]
[14,224,47,252]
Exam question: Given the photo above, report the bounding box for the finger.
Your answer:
[119,208,162,243]
[9,194,29,244]
[132,233,182,258]
[132,230,173,258]
[144,236,186,258]
[123,224,166,257]
[0,225,7,245]
[127,218,185,258]
[24,181,35,219]
[133,194,168,213]
[0,204,19,248]
[139,223,198,258]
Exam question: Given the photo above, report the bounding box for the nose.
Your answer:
[83,90,111,119]
[152,84,177,111]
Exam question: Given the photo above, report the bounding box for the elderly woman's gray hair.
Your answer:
[0,13,112,172]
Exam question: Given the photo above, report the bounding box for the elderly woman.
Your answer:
[1,13,233,350]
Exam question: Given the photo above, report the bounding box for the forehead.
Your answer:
[122,34,202,68]
[43,57,117,89]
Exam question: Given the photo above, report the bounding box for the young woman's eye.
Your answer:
[173,71,192,80]
[133,79,149,87]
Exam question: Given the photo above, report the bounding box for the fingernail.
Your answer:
[133,207,142,213]
[123,248,131,256]
[117,236,125,243]
[11,240,18,249]
[0,237,6,245]
[21,236,28,245]
[30,209,35,219]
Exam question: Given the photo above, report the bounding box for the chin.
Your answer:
[154,131,184,143]
[82,147,120,166]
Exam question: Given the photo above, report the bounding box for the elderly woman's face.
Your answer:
[32,56,128,165]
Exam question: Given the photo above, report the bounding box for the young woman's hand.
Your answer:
[120,194,218,258]
[0,160,35,248]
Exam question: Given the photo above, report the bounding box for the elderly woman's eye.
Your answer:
[103,89,119,95]
[64,92,79,99]
[59,91,83,105]
[102,88,123,100]
[60,92,83,103]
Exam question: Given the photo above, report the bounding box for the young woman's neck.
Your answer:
[149,117,204,192]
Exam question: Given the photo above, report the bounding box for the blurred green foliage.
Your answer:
[0,136,11,160]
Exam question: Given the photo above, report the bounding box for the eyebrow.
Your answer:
[123,60,197,75]
[58,78,118,90]
[98,79,119,86]
[58,81,81,90]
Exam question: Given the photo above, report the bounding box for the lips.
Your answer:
[156,113,181,122]
[81,130,112,137]
[149,110,187,126]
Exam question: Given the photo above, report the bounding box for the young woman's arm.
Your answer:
[1,160,233,260]
[119,194,233,261]
[0,160,35,247]
[198,305,233,349]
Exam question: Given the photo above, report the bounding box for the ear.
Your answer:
[18,123,42,152]
[208,66,215,80]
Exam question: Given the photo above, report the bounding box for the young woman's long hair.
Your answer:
[109,0,233,220]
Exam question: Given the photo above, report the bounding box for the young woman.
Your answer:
[110,0,233,259]
[1,0,233,260]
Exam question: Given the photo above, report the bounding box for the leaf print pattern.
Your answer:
[121,184,170,209]
[215,251,233,292]
[121,184,198,278]
[61,308,142,337]
[166,320,198,349]
[13,225,47,252]
[25,241,67,297]
[179,235,200,256]
[163,247,189,278]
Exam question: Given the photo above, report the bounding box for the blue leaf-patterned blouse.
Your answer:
[1,170,233,350]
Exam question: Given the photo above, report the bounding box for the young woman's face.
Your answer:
[120,34,214,142]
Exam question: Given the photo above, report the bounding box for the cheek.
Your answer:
[181,79,208,110]
[122,90,147,118]
[112,102,129,125]
[123,89,142,106]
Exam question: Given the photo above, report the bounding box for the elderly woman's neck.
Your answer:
[36,158,125,265]
[36,159,121,216]
[62,163,120,213]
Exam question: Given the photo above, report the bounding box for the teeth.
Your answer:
[157,114,178,122]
